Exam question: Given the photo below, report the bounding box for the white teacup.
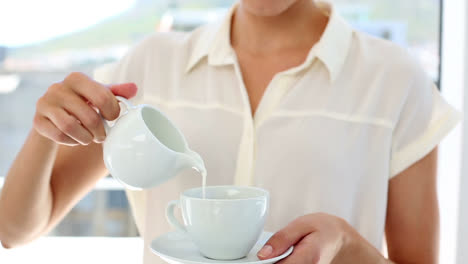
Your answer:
[166,186,269,260]
[103,96,205,190]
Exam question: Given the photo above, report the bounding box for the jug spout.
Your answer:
[177,149,206,174]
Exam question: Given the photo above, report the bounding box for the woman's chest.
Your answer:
[235,48,312,115]
[141,63,395,186]
[146,101,392,182]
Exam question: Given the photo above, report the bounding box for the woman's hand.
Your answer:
[33,72,137,146]
[257,213,389,264]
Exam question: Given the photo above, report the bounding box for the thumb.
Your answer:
[258,218,311,260]
[108,83,138,99]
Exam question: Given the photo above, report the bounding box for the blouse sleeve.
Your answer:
[390,62,461,178]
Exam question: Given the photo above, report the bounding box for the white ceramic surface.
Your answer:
[166,186,270,260]
[150,231,293,264]
[102,96,205,190]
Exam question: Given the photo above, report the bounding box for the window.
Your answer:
[0,0,446,263]
[332,0,441,82]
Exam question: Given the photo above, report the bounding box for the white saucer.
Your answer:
[150,231,294,264]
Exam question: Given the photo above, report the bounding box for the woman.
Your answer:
[0,0,459,263]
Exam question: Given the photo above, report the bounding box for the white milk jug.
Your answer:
[102,96,205,190]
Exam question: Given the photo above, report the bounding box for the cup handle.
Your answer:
[165,200,187,233]
[102,96,135,134]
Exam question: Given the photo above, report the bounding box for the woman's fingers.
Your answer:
[258,216,314,259]
[35,92,91,145]
[45,106,93,145]
[60,91,106,143]
[33,115,79,146]
[109,83,138,99]
[259,214,351,263]
[276,234,321,264]
[64,74,138,121]
[33,71,139,146]
[63,72,120,121]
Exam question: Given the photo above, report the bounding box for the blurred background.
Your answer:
[2,0,466,263]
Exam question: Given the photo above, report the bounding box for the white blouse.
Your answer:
[94,2,460,263]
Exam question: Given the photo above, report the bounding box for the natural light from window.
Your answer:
[0,0,136,46]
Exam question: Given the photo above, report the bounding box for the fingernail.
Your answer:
[258,245,273,258]
[96,136,106,143]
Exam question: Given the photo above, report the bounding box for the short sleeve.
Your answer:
[390,64,461,178]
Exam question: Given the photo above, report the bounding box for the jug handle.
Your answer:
[166,200,187,233]
[102,96,135,134]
